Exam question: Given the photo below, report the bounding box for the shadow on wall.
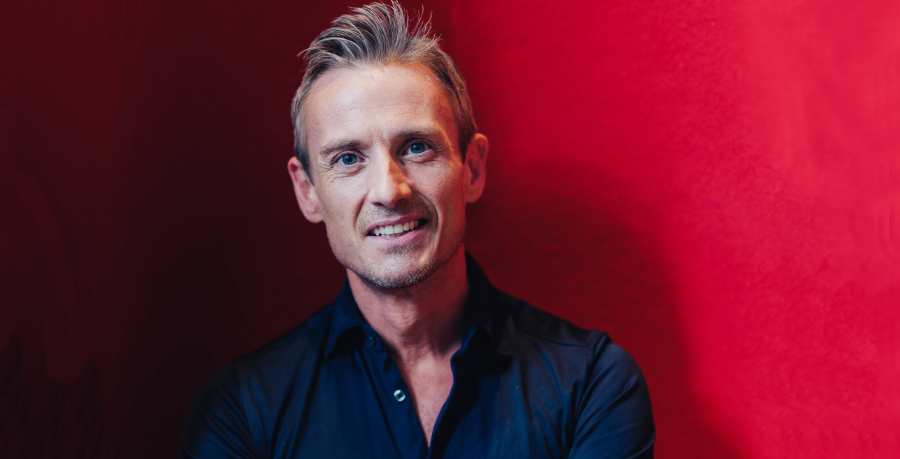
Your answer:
[112,239,247,458]
[468,177,742,457]
[0,105,109,458]
[0,336,108,459]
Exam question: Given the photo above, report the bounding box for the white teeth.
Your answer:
[372,220,422,238]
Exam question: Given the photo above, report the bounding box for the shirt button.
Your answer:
[365,334,376,347]
[393,389,407,402]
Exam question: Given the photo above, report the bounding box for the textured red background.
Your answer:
[0,0,897,457]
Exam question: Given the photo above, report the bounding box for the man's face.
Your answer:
[288,64,487,289]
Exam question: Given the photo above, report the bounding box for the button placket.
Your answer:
[371,345,427,458]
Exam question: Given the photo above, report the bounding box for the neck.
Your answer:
[348,248,468,366]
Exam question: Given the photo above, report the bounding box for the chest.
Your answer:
[294,362,570,459]
[401,362,456,444]
[282,349,575,459]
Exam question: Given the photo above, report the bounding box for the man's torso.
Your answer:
[182,257,655,459]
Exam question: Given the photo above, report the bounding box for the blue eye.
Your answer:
[408,142,427,154]
[339,153,358,165]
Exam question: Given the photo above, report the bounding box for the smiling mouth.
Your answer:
[369,219,426,238]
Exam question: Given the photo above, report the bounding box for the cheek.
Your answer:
[424,166,467,224]
[317,186,361,232]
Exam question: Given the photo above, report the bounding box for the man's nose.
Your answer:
[368,154,411,208]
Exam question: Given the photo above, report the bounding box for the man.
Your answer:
[182,3,654,458]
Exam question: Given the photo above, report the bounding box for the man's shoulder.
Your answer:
[182,303,338,456]
[493,288,612,353]
[193,302,336,402]
[229,302,336,375]
[489,287,654,453]
[467,253,619,362]
[489,286,645,382]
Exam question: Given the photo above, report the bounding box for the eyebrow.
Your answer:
[319,140,363,158]
[398,128,441,139]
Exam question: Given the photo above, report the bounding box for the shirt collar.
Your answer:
[463,252,512,356]
[324,252,512,357]
[324,280,367,356]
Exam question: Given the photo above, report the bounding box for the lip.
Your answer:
[366,218,429,248]
[365,216,426,235]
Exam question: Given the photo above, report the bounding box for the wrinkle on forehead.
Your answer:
[331,103,428,124]
[333,102,424,116]
[303,63,457,154]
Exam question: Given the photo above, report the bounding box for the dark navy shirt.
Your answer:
[182,255,655,458]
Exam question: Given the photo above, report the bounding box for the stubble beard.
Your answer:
[354,230,464,290]
[328,201,466,290]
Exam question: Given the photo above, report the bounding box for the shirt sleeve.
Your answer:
[569,341,656,459]
[181,364,262,459]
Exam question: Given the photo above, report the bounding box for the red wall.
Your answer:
[1,0,896,457]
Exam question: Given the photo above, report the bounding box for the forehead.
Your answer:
[303,64,457,151]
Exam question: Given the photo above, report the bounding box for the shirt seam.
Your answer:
[513,327,599,350]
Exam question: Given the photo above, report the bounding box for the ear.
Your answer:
[287,156,324,223]
[462,133,489,203]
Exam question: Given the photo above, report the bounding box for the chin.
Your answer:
[355,262,436,289]
[347,248,437,289]
[330,217,466,290]
[347,241,464,290]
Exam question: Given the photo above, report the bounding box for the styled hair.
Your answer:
[290,1,477,179]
